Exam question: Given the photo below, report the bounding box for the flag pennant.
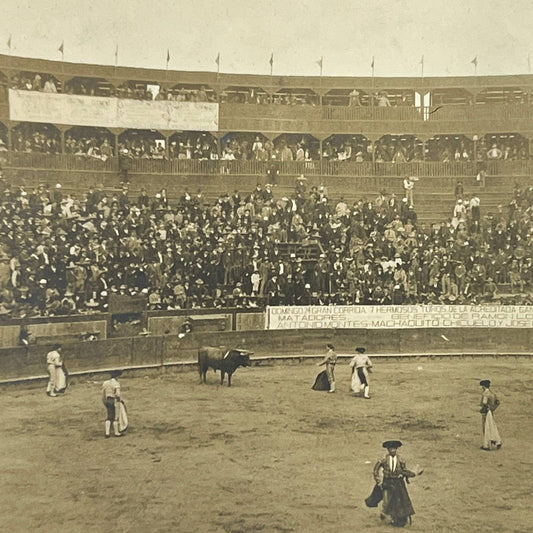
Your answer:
[316,56,323,68]
[371,56,375,69]
[58,41,64,54]
[471,56,478,67]
[215,52,220,66]
[7,35,12,50]
[419,55,424,65]
[269,52,274,67]
[166,49,170,63]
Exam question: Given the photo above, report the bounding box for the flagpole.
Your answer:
[528,53,531,74]
[269,53,273,103]
[58,41,64,76]
[420,55,424,79]
[7,35,12,71]
[114,44,118,76]
[471,56,478,76]
[319,56,323,107]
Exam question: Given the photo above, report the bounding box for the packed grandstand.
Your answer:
[0,54,531,318]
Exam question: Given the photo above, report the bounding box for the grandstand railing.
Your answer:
[3,151,532,177]
[322,105,424,122]
[321,102,533,122]
[220,103,320,120]
[3,101,532,129]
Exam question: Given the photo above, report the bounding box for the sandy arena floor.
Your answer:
[1,357,532,533]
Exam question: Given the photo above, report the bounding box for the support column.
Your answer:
[364,134,380,176]
[416,134,430,163]
[160,130,172,160]
[61,129,65,154]
[319,138,323,175]
[7,122,12,151]
[110,128,124,156]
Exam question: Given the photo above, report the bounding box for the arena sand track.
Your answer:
[1,358,532,533]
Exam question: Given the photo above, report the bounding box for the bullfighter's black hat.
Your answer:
[356,347,366,353]
[110,370,123,378]
[480,380,491,388]
[382,440,403,449]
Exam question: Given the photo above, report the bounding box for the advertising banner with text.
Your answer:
[266,305,533,330]
[9,90,219,131]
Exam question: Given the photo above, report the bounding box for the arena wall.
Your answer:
[1,327,530,382]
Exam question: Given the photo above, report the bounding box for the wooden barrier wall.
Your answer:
[1,327,531,381]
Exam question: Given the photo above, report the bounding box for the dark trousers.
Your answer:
[104,398,116,421]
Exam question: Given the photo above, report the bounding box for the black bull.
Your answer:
[197,347,253,386]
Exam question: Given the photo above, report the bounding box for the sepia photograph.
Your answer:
[0,1,532,531]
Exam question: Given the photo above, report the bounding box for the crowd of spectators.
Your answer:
[427,135,529,163]
[169,134,218,160]
[0,177,531,319]
[11,124,61,154]
[481,135,529,161]
[427,136,474,162]
[220,135,319,162]
[117,133,166,160]
[12,73,59,93]
[9,70,533,110]
[374,136,423,163]
[65,130,114,161]
[5,121,531,169]
[322,136,372,162]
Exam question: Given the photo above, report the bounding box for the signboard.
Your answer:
[9,89,219,131]
[108,294,147,315]
[266,305,533,330]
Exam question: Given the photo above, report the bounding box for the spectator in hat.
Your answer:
[479,380,502,451]
[454,180,464,201]
[349,89,361,106]
[349,346,373,398]
[371,440,422,527]
[119,148,133,183]
[403,176,415,207]
[102,370,124,438]
[179,317,193,338]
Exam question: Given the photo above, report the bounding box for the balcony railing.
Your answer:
[321,102,533,122]
[4,151,532,178]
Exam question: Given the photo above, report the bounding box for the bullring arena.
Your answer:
[0,26,533,533]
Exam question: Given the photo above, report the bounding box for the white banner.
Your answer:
[9,90,219,131]
[266,305,533,330]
